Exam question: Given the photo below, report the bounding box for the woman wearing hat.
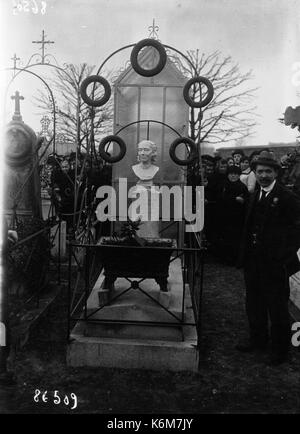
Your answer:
[214,165,249,264]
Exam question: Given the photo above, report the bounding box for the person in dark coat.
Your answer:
[207,158,228,191]
[236,151,300,365]
[51,158,75,230]
[204,158,227,247]
[214,165,248,264]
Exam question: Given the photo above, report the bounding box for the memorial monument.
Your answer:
[4,91,42,225]
[68,40,199,372]
[130,139,160,237]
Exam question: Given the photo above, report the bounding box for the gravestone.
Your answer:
[3,92,47,295]
[4,91,42,225]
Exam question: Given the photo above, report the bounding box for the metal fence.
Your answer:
[67,231,206,359]
[7,215,63,307]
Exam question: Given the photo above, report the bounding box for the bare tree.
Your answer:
[171,49,258,146]
[35,63,113,154]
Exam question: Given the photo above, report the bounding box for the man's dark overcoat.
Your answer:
[238,181,300,354]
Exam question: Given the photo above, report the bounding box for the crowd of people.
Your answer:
[202,148,299,265]
[202,148,300,365]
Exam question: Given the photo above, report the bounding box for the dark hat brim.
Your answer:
[252,157,281,170]
[232,149,245,156]
[201,154,215,163]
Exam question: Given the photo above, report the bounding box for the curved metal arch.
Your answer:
[6,62,99,215]
[163,45,198,76]
[4,62,92,225]
[5,67,58,152]
[24,53,61,69]
[96,44,135,75]
[96,42,197,76]
[8,61,74,84]
[114,119,182,137]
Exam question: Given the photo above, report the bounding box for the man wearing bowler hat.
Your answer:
[236,150,300,365]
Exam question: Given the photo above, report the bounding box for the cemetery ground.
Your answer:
[1,257,300,414]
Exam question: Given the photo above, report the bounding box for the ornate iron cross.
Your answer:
[32,30,54,63]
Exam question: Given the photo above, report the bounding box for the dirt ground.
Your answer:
[1,258,300,414]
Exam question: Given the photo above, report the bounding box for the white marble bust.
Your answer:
[132,140,159,183]
[130,140,160,238]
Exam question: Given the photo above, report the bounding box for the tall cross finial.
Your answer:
[11,53,20,70]
[11,91,24,121]
[32,30,54,63]
[148,18,159,40]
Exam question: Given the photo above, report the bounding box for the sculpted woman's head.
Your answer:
[137,140,157,164]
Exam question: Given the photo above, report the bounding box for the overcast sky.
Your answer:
[1,0,300,148]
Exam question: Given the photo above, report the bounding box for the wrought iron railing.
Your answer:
[66,230,205,368]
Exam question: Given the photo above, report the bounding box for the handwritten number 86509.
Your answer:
[12,1,47,15]
[34,389,78,410]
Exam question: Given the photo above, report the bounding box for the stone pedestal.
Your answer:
[83,258,184,341]
[67,258,198,371]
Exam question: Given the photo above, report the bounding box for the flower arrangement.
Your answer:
[99,219,175,291]
[102,218,173,248]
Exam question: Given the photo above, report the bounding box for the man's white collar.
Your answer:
[261,179,276,193]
